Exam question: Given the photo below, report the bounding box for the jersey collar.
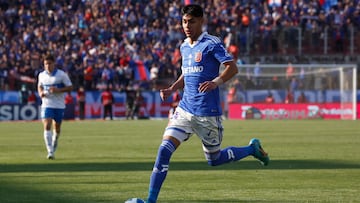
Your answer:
[46,68,58,76]
[184,32,207,47]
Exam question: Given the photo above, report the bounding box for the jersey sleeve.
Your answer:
[211,41,234,64]
[37,72,44,87]
[61,71,73,87]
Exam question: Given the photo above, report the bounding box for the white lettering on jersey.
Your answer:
[182,66,204,74]
[188,54,192,66]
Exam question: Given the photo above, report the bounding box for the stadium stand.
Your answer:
[0,0,359,92]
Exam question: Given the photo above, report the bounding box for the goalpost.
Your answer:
[339,65,357,120]
[226,64,357,120]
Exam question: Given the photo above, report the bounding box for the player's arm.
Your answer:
[160,74,184,101]
[37,76,50,98]
[198,60,238,93]
[215,60,238,85]
[49,73,73,94]
[49,85,73,94]
[37,83,47,98]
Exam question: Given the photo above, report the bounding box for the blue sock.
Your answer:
[208,146,254,166]
[147,139,176,203]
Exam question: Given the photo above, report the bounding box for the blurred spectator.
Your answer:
[227,85,241,103]
[124,85,137,120]
[132,89,145,119]
[76,86,86,120]
[98,61,115,90]
[65,92,74,105]
[253,61,262,89]
[333,27,344,52]
[64,92,75,120]
[289,77,299,92]
[265,91,275,103]
[19,84,29,104]
[83,66,94,90]
[150,63,159,90]
[27,90,38,105]
[297,91,308,103]
[0,63,8,90]
[117,57,132,90]
[270,76,281,89]
[284,89,294,104]
[101,87,114,120]
[286,62,294,81]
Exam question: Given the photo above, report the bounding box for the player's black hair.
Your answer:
[181,4,203,18]
[44,53,55,62]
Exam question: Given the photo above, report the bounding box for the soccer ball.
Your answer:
[124,198,145,203]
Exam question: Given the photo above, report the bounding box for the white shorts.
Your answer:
[163,107,223,153]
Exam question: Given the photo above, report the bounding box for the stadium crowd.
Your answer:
[0,0,359,92]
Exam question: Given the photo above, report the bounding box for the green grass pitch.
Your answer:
[0,119,359,203]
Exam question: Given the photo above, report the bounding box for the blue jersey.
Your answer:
[178,32,233,116]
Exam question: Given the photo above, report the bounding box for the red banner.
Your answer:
[228,103,356,120]
[132,60,150,81]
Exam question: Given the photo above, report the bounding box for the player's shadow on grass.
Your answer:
[0,160,359,173]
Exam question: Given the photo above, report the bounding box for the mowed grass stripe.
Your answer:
[0,120,359,202]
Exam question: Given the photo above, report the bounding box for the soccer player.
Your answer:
[142,4,270,203]
[38,53,73,159]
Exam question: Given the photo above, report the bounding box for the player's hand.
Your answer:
[160,88,173,101]
[198,81,217,93]
[48,87,56,93]
[40,90,49,97]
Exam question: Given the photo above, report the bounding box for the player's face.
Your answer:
[44,59,54,73]
[182,14,203,42]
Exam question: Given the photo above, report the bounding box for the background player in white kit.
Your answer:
[137,4,270,203]
[37,53,73,159]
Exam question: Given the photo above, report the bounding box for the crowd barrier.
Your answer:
[0,90,359,121]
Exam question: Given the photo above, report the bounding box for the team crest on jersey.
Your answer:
[194,52,202,62]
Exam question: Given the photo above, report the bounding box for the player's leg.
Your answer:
[147,108,192,203]
[106,105,111,119]
[205,144,255,166]
[52,109,64,155]
[130,106,135,119]
[41,108,54,159]
[79,102,85,120]
[147,136,179,203]
[194,116,255,166]
[249,138,270,166]
[109,105,113,120]
[205,138,269,166]
[125,103,131,119]
[52,122,61,153]
[103,105,107,119]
